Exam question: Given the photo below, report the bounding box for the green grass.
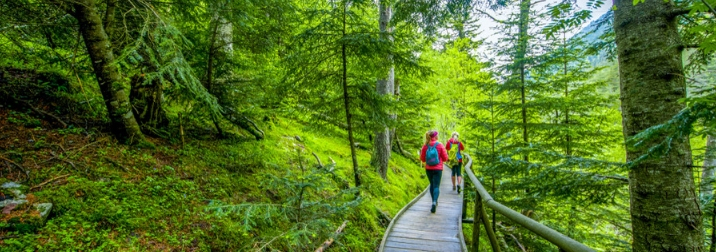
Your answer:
[0,114,426,251]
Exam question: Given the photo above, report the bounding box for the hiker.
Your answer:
[446,132,465,194]
[420,130,449,213]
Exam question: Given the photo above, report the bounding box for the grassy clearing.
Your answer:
[0,110,426,251]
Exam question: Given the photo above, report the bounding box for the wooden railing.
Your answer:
[461,154,595,252]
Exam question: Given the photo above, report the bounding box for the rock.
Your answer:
[10,189,25,199]
[0,199,27,208]
[2,203,17,214]
[1,182,21,189]
[33,203,52,221]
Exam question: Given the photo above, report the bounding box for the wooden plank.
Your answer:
[388,233,460,243]
[386,238,461,249]
[390,229,459,237]
[384,240,462,251]
[383,247,432,252]
[390,223,459,232]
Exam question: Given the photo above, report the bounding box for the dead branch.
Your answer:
[312,152,324,168]
[9,95,67,128]
[67,137,107,158]
[48,151,77,170]
[328,157,337,172]
[0,156,29,179]
[103,157,129,172]
[314,220,348,252]
[497,223,526,252]
[30,174,70,191]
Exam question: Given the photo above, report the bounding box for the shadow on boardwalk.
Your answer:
[380,166,466,252]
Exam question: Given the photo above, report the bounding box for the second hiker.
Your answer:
[446,132,465,194]
[420,130,449,213]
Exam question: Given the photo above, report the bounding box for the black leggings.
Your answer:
[426,169,442,204]
[451,162,462,177]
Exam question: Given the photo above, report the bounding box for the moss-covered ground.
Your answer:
[0,109,426,251]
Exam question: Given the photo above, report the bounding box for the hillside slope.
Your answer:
[0,90,426,251]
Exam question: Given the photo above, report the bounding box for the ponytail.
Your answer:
[424,130,438,146]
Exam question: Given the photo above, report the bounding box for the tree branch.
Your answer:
[30,174,70,191]
[670,7,692,17]
[701,0,716,17]
[474,9,506,24]
[594,174,629,183]
[312,152,324,168]
[9,95,68,128]
[314,220,348,252]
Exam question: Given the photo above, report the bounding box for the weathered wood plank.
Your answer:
[388,235,461,243]
[384,240,462,251]
[383,247,432,252]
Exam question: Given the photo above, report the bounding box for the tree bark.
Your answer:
[614,0,703,250]
[703,135,716,197]
[371,1,394,180]
[71,0,147,144]
[516,0,530,162]
[342,2,361,188]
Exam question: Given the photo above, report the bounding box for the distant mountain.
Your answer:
[572,11,614,66]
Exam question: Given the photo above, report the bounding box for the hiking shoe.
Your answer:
[453,185,456,191]
[457,185,461,194]
[430,203,436,213]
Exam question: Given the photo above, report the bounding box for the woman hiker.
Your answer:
[420,130,449,213]
[446,132,465,194]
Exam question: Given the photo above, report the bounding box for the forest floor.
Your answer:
[0,105,426,251]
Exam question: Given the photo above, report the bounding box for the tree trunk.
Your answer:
[703,135,716,252]
[371,1,394,180]
[129,75,168,130]
[516,0,530,162]
[342,2,361,188]
[71,0,147,145]
[703,135,716,197]
[563,31,571,157]
[205,9,263,140]
[614,0,703,250]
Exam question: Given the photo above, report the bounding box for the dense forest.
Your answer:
[1,0,716,251]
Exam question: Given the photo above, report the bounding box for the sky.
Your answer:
[470,0,612,57]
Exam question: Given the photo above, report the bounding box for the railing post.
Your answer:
[462,192,467,220]
[472,188,481,252]
[481,204,501,252]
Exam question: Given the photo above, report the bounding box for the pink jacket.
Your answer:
[420,141,449,170]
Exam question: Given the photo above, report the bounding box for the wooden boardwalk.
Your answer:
[379,166,466,252]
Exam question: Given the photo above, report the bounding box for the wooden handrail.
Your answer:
[462,154,596,252]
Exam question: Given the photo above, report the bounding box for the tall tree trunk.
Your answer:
[705,135,716,252]
[563,31,571,157]
[205,9,264,140]
[342,2,361,187]
[703,135,716,197]
[71,0,147,144]
[206,17,225,137]
[614,0,703,250]
[516,0,530,162]
[371,1,394,180]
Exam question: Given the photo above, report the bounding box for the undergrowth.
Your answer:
[0,110,425,251]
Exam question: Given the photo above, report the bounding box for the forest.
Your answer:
[1,0,716,251]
